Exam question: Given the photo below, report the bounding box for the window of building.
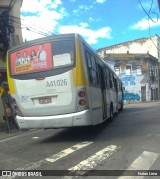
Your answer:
[152,68,155,77]
[137,65,142,75]
[155,68,158,78]
[126,64,131,75]
[150,66,153,76]
[150,66,157,78]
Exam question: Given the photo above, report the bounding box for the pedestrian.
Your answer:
[5,103,19,132]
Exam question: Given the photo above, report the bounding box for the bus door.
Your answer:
[98,65,107,119]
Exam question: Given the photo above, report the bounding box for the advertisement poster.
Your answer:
[10,43,52,75]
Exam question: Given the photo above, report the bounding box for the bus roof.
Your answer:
[8,33,122,83]
[8,33,82,53]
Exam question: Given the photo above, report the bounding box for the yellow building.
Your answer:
[0,0,23,124]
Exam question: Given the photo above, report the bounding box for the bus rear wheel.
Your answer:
[120,100,123,112]
[109,106,114,122]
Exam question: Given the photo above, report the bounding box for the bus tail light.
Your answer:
[79,99,86,106]
[78,91,85,98]
[77,89,87,110]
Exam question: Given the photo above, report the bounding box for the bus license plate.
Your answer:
[39,97,52,104]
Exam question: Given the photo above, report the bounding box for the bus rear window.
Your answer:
[52,40,74,68]
[9,40,75,75]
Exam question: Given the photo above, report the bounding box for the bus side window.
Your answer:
[85,51,99,86]
[86,53,91,68]
[90,55,98,85]
[90,55,96,70]
[117,81,119,91]
[112,75,116,90]
[107,70,110,88]
[112,75,114,89]
[86,52,93,83]
[120,83,122,91]
[105,68,109,88]
[109,72,113,89]
[114,78,118,92]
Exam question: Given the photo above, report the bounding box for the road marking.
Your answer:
[16,141,93,170]
[118,151,159,179]
[45,141,93,163]
[67,145,118,176]
[32,137,39,139]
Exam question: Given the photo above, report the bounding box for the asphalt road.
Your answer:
[0,101,160,179]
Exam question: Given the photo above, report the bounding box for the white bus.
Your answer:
[7,33,123,129]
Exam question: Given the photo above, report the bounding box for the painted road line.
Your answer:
[67,145,118,176]
[118,151,159,179]
[45,141,93,163]
[16,141,93,170]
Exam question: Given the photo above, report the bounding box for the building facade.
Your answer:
[0,0,23,123]
[97,34,160,103]
[97,34,160,62]
[101,53,159,104]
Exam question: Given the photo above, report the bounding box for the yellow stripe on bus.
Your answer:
[72,37,88,87]
[6,53,16,95]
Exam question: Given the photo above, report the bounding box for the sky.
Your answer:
[20,0,160,50]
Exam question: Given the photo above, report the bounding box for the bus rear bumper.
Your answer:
[16,109,92,129]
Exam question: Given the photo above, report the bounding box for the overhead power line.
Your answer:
[9,17,51,37]
[10,15,55,35]
[9,15,59,37]
[139,0,159,23]
[139,0,160,54]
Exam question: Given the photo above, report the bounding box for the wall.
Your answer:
[121,75,143,103]
[98,35,160,62]
[105,57,159,103]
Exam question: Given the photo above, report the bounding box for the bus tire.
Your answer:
[109,105,114,122]
[120,100,123,112]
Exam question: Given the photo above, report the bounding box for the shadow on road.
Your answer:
[38,104,160,144]
[39,120,111,143]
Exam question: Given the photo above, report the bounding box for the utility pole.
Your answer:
[0,10,9,61]
[0,4,15,61]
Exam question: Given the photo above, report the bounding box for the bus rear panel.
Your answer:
[8,34,91,129]
[7,33,123,129]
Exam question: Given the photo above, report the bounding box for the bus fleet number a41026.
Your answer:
[46,79,68,88]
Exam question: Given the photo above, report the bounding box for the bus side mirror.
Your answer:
[123,87,125,91]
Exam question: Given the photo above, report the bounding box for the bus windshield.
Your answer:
[9,40,75,76]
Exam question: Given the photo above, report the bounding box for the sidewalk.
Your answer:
[124,100,160,105]
[0,122,34,140]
